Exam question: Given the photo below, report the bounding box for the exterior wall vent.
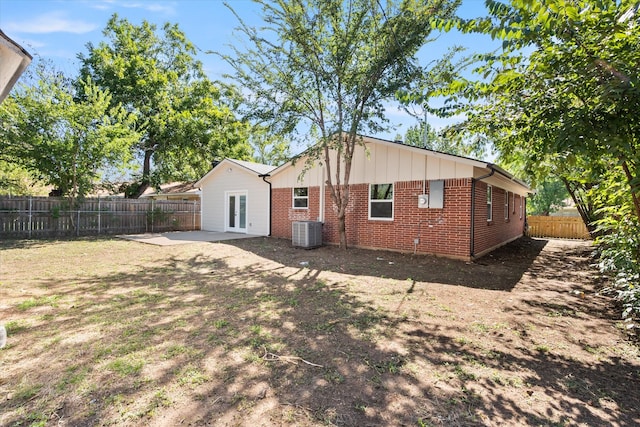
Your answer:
[292,221,323,248]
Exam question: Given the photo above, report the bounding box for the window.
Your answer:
[505,191,509,220]
[487,185,493,222]
[512,192,516,214]
[369,183,393,219]
[520,196,523,219]
[293,187,308,208]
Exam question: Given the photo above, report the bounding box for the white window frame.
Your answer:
[369,183,394,220]
[293,187,309,209]
[505,191,510,220]
[520,196,523,219]
[487,185,493,222]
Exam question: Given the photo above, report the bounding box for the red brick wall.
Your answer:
[273,179,473,259]
[272,179,525,259]
[472,181,525,257]
[272,187,321,238]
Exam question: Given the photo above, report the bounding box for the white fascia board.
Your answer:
[0,30,32,103]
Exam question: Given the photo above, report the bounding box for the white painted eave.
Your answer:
[0,29,32,103]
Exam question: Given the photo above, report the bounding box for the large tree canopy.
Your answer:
[402,121,483,157]
[79,14,252,197]
[0,62,139,203]
[434,0,640,222]
[249,125,292,166]
[416,0,640,324]
[224,0,460,248]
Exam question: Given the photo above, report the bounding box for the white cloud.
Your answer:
[140,3,177,14]
[4,11,98,34]
[88,0,176,15]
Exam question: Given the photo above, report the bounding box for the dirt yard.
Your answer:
[0,236,638,426]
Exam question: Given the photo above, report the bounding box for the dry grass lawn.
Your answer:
[0,236,638,426]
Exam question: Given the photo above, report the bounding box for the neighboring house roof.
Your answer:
[141,182,200,198]
[0,29,32,103]
[195,159,277,187]
[269,134,531,192]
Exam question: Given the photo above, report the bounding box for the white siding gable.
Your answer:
[271,139,476,188]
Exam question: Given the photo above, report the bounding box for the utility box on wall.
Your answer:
[429,180,444,209]
[418,194,429,208]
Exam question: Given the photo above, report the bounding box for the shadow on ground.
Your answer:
[1,236,637,426]
[227,235,549,291]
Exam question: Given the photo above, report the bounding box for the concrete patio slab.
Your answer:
[118,231,261,246]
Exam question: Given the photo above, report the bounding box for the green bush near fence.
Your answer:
[146,207,178,230]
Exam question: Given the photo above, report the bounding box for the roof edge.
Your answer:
[195,158,276,187]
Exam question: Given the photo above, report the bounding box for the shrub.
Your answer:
[596,216,640,328]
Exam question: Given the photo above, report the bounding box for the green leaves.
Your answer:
[79,14,251,196]
[0,61,140,201]
[414,0,640,321]
[224,0,460,247]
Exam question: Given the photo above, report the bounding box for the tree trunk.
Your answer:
[561,177,598,236]
[127,149,153,198]
[338,206,347,249]
[620,159,640,223]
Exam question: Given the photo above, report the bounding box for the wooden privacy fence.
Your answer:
[0,196,200,239]
[526,215,591,239]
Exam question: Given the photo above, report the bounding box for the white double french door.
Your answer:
[226,191,247,233]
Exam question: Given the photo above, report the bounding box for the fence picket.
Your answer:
[0,196,201,239]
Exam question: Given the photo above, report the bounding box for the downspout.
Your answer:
[320,166,325,222]
[259,174,272,236]
[470,165,496,258]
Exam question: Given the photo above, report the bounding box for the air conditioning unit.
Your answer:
[292,221,323,248]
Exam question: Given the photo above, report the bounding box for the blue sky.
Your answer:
[0,0,499,146]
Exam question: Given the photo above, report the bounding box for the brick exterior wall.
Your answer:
[272,179,525,259]
[472,181,525,257]
[272,186,322,239]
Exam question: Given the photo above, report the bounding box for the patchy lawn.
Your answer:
[0,236,638,426]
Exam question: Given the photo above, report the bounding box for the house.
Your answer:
[195,159,276,236]
[141,182,201,202]
[197,136,531,260]
[0,29,32,103]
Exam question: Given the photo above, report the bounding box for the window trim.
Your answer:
[369,183,394,221]
[292,187,309,209]
[505,191,510,220]
[487,185,493,222]
[520,196,523,219]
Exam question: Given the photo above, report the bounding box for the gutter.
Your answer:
[470,165,496,258]
[488,163,531,191]
[259,173,272,236]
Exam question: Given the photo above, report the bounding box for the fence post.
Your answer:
[193,201,196,230]
[98,198,101,234]
[77,207,80,237]
[151,199,154,233]
[28,196,32,239]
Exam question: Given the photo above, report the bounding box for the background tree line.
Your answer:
[0,14,289,203]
